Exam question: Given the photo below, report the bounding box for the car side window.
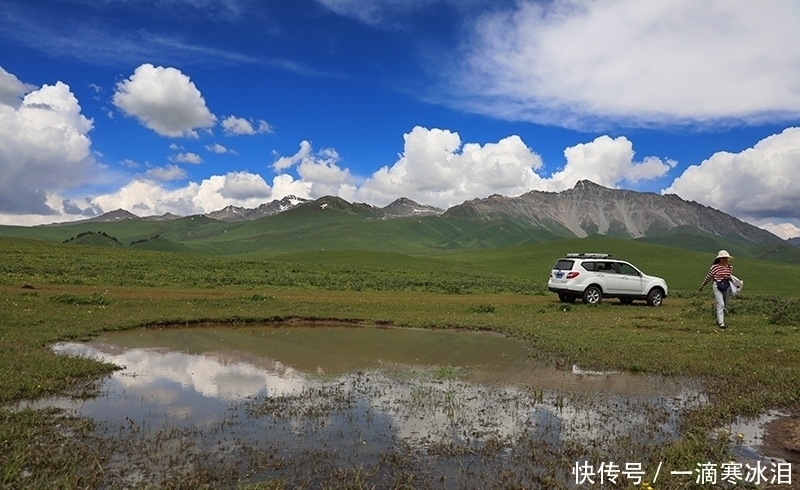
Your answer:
[581,262,595,271]
[598,262,617,273]
[618,263,639,276]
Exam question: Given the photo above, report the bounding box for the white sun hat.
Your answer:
[715,250,733,259]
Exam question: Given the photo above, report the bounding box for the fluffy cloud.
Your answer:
[206,143,234,154]
[759,222,800,241]
[547,136,674,190]
[87,172,276,217]
[0,66,35,107]
[272,141,358,199]
[221,116,272,136]
[0,72,95,215]
[355,127,671,208]
[273,140,312,171]
[172,152,203,164]
[456,0,800,128]
[0,171,292,225]
[113,64,216,138]
[357,127,541,207]
[664,127,800,224]
[144,164,188,181]
[218,171,271,199]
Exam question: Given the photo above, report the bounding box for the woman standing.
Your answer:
[699,250,734,329]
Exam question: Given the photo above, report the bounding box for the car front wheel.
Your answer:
[646,288,664,307]
[582,286,602,305]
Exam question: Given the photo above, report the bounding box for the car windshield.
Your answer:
[553,260,574,270]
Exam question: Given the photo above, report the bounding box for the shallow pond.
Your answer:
[35,325,708,488]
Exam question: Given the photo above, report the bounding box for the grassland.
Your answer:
[1,235,800,488]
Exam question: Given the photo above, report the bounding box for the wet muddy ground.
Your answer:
[20,324,793,488]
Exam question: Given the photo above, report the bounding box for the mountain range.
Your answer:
[49,195,444,225]
[444,180,781,245]
[2,181,798,261]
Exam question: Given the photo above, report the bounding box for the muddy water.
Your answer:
[38,325,706,488]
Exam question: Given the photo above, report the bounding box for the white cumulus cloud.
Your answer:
[664,127,800,225]
[357,127,542,207]
[144,164,188,181]
[547,136,673,190]
[355,127,671,208]
[0,71,96,215]
[172,152,203,164]
[206,143,234,154]
[218,171,271,200]
[0,66,36,107]
[759,222,800,241]
[221,115,272,136]
[272,141,357,200]
[113,64,216,138]
[455,0,800,129]
[87,171,277,217]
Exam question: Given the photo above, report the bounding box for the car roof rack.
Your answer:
[564,253,611,258]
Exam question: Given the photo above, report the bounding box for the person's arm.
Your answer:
[699,266,715,290]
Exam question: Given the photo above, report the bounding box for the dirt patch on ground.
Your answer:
[762,408,800,463]
[760,407,800,487]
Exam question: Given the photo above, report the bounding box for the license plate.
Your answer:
[555,272,564,279]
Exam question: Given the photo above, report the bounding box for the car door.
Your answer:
[617,262,645,294]
[595,261,622,294]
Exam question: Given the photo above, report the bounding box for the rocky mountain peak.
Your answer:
[382,197,444,218]
[444,180,781,244]
[90,209,139,222]
[574,179,605,190]
[386,197,418,208]
[205,196,311,222]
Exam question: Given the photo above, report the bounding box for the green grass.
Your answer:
[1,236,800,488]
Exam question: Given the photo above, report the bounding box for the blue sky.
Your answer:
[1,0,799,238]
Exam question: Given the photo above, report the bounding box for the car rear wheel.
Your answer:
[646,288,664,307]
[558,293,576,303]
[582,286,602,305]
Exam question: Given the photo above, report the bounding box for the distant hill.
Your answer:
[129,235,189,252]
[788,237,800,247]
[0,181,789,262]
[205,195,311,222]
[205,195,443,222]
[63,231,124,247]
[47,209,182,226]
[381,198,444,218]
[142,213,182,221]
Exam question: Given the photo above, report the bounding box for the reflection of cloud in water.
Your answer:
[54,342,310,400]
[42,333,706,459]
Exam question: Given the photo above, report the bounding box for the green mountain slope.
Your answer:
[0,196,796,263]
[63,231,124,247]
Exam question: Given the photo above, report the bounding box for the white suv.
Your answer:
[547,253,668,306]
